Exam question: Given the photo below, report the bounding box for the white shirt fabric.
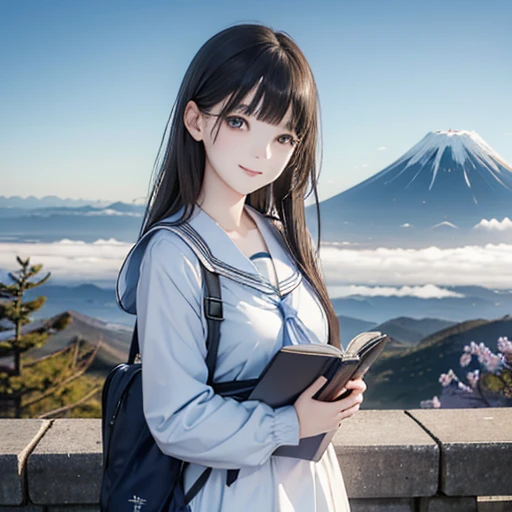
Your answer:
[116,203,351,512]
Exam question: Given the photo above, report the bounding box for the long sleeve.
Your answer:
[135,231,300,469]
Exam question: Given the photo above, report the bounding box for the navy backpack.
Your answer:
[100,258,258,511]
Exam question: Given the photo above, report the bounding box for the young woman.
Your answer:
[117,23,366,512]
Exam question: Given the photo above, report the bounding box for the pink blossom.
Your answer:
[460,352,472,367]
[439,369,458,387]
[420,396,441,409]
[457,381,473,393]
[481,352,504,373]
[497,337,512,363]
[466,370,480,389]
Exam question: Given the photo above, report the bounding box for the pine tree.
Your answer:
[0,256,53,375]
[0,256,103,418]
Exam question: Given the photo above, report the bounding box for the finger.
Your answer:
[336,401,362,421]
[346,378,367,392]
[333,386,347,399]
[334,392,363,412]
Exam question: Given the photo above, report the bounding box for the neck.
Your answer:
[196,165,249,233]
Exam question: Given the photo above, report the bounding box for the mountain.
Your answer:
[105,201,146,213]
[338,315,377,348]
[309,130,512,246]
[2,307,509,409]
[0,195,112,209]
[0,211,141,243]
[373,317,456,345]
[16,310,132,376]
[362,315,512,409]
[0,201,144,219]
[0,200,145,243]
[338,314,456,353]
[12,282,511,330]
[20,284,131,326]
[330,285,512,324]
[371,317,457,354]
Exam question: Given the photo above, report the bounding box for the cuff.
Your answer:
[272,405,300,447]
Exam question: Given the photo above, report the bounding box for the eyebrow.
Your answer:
[233,104,295,132]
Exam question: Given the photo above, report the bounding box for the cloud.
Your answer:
[319,243,512,289]
[378,146,387,151]
[473,218,512,231]
[431,221,458,229]
[0,239,132,285]
[84,209,142,217]
[30,209,142,218]
[326,284,464,299]
[2,240,512,294]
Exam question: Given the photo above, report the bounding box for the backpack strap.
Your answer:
[127,265,222,380]
[126,256,231,501]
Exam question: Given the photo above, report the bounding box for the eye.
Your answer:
[278,134,299,147]
[226,115,299,147]
[225,116,246,129]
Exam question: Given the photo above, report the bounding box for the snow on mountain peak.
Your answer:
[389,129,512,191]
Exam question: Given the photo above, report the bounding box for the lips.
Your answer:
[240,165,262,176]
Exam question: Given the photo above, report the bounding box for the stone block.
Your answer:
[349,497,415,511]
[27,419,102,505]
[407,408,512,496]
[477,497,512,512]
[418,494,478,511]
[0,507,44,512]
[0,419,51,505]
[333,410,438,498]
[48,507,100,512]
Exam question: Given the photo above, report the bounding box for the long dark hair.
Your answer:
[139,23,340,348]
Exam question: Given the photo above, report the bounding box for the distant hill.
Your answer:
[374,317,456,347]
[0,201,144,219]
[330,286,512,324]
[0,195,111,209]
[5,308,510,410]
[21,310,132,376]
[362,315,512,410]
[105,201,145,213]
[20,284,130,326]
[338,315,377,348]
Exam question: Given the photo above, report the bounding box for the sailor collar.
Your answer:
[116,203,303,314]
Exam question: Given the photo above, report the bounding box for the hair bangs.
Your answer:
[211,47,312,142]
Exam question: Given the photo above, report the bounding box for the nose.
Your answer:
[253,139,272,160]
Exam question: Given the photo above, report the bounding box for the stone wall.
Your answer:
[1,409,512,511]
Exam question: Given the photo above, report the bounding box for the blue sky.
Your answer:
[1,0,511,203]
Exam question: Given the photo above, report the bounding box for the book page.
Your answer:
[281,344,342,356]
[345,331,384,355]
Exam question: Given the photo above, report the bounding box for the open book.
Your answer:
[248,331,389,461]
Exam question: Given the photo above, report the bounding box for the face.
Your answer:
[187,87,299,198]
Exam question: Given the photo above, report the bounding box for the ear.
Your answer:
[183,100,206,142]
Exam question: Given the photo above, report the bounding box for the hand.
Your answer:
[333,376,367,413]
[293,376,366,439]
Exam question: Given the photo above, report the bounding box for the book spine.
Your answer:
[312,358,342,400]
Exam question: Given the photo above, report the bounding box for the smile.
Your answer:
[240,165,262,177]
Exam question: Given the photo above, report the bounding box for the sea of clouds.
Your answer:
[319,243,512,293]
[1,239,511,297]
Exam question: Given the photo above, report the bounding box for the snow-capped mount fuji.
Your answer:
[309,130,512,246]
